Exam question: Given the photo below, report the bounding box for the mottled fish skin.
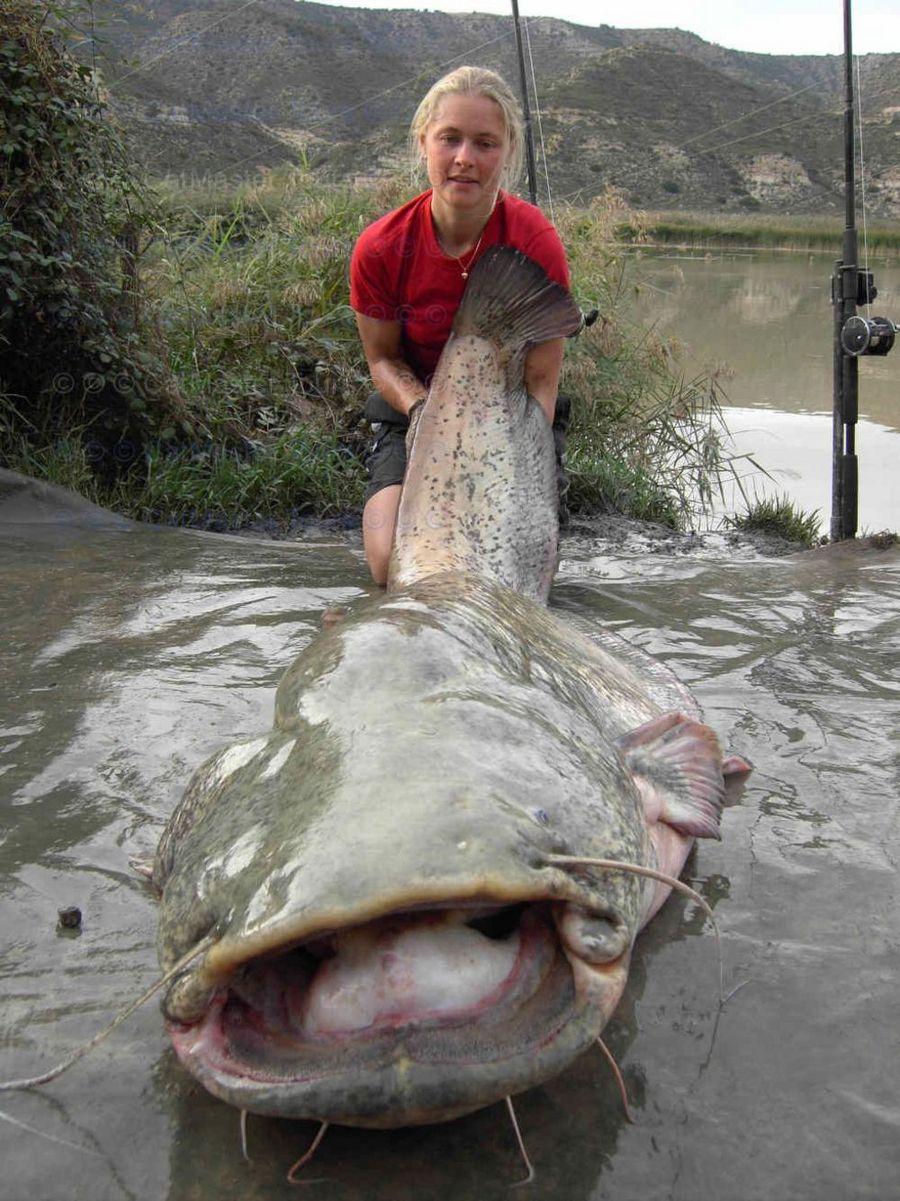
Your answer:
[389,336,559,601]
[388,246,582,603]
[155,574,672,978]
[151,570,715,1125]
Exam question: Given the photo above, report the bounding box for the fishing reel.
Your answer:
[840,315,897,358]
[832,268,897,358]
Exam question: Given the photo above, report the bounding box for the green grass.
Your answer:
[566,372,745,528]
[134,429,366,526]
[565,448,680,527]
[0,431,104,501]
[726,494,823,546]
[4,166,757,529]
[628,210,900,254]
[141,169,750,528]
[0,423,366,527]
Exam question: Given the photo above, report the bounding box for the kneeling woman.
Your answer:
[350,65,571,586]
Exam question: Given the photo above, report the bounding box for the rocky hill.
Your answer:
[89,0,900,215]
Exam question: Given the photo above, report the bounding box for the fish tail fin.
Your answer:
[452,247,583,352]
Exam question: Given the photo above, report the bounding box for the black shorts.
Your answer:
[363,391,572,514]
[363,393,411,504]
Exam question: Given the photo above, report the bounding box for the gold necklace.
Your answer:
[453,234,484,280]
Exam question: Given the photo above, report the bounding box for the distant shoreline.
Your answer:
[625,210,900,254]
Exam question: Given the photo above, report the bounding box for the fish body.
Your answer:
[390,248,580,602]
[153,249,734,1128]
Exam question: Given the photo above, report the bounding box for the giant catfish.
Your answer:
[152,248,743,1138]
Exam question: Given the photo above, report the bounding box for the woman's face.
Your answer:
[420,93,510,215]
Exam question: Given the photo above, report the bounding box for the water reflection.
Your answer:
[725,276,806,325]
[629,250,900,532]
[630,250,899,430]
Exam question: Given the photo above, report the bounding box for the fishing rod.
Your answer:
[830,0,896,541]
[510,0,538,205]
[508,4,599,331]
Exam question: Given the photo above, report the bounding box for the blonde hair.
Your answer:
[409,66,524,190]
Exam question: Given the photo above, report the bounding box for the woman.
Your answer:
[350,65,571,585]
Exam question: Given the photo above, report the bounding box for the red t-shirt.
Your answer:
[350,189,570,384]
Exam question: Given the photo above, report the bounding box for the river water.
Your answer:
[628,250,900,532]
[1,471,898,1201]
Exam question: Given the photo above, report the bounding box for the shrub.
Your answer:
[0,0,183,479]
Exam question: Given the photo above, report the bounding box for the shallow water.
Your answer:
[1,473,898,1201]
[628,250,900,531]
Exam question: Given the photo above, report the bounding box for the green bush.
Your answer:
[133,428,366,526]
[0,0,183,478]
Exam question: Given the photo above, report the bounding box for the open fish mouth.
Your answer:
[165,899,629,1127]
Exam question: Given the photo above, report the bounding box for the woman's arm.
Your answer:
[524,338,565,424]
[355,313,428,417]
[358,311,563,425]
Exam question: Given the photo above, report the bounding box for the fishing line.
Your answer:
[677,81,821,150]
[113,0,266,87]
[702,79,898,156]
[554,82,895,207]
[701,105,840,155]
[855,54,870,310]
[523,17,555,225]
[37,4,86,38]
[0,936,215,1092]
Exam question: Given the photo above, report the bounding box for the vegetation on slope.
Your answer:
[88,1,900,219]
[103,170,737,529]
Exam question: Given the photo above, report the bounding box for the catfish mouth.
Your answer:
[166,900,629,1127]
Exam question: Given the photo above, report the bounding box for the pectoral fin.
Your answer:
[617,711,725,840]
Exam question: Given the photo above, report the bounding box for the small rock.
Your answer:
[57,906,82,930]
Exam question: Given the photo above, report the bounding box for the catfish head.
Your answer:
[153,579,727,1128]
